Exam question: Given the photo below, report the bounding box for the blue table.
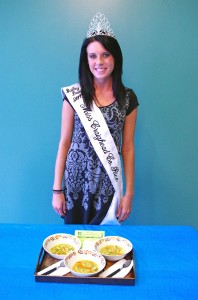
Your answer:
[0,224,197,299]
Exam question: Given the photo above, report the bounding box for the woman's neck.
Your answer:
[93,78,115,107]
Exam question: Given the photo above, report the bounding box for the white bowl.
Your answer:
[43,233,81,260]
[94,236,132,261]
[64,249,106,277]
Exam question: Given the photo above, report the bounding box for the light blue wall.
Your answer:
[0,0,197,228]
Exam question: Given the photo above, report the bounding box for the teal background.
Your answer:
[0,0,197,228]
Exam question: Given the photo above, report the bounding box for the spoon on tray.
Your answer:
[41,260,65,275]
[106,260,132,277]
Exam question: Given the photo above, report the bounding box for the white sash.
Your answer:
[62,83,123,225]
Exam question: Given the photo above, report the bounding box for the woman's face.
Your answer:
[86,41,115,82]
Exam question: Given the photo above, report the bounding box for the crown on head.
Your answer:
[86,12,116,39]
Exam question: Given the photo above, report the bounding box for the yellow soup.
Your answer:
[100,245,125,256]
[50,243,75,255]
[72,260,99,274]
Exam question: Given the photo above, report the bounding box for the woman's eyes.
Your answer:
[89,54,97,59]
[103,52,110,58]
[88,53,110,59]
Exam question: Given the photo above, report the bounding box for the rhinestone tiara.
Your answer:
[86,12,116,39]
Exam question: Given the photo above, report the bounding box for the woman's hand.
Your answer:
[52,193,66,217]
[116,195,133,222]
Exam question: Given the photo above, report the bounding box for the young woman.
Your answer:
[52,13,139,225]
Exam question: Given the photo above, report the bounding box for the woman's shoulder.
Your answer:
[124,87,139,115]
[61,83,80,95]
[125,87,138,100]
[61,82,80,103]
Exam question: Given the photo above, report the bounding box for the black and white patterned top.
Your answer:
[63,88,138,224]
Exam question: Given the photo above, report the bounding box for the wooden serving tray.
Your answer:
[34,248,136,286]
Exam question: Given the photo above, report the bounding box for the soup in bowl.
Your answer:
[64,249,106,277]
[43,233,81,260]
[94,236,132,261]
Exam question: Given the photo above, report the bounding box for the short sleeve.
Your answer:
[61,89,74,109]
[126,88,139,115]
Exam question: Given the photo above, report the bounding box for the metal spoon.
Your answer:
[107,260,131,277]
[41,260,65,275]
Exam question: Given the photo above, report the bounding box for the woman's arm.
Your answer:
[52,100,74,216]
[116,107,138,222]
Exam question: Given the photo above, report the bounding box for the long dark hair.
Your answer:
[78,35,126,109]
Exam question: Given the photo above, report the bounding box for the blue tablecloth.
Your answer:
[0,224,197,299]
